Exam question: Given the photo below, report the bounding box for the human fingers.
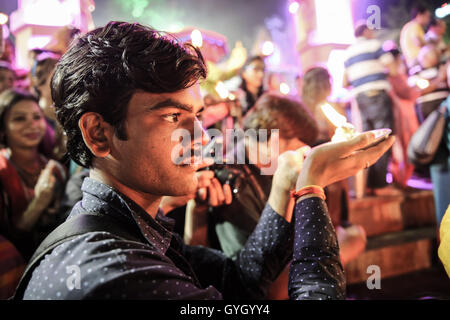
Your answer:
[196,170,214,188]
[223,183,233,205]
[198,188,207,201]
[320,131,376,158]
[349,135,395,171]
[211,178,225,205]
[326,135,395,185]
[207,183,218,207]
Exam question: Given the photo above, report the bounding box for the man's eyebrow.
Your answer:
[148,99,193,112]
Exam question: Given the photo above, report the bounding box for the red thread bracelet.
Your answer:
[290,185,326,201]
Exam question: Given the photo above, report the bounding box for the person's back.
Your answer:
[344,35,392,96]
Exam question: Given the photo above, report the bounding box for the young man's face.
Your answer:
[107,84,208,197]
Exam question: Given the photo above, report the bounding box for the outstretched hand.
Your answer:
[296,131,395,190]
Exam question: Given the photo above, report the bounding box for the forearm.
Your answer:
[268,183,292,221]
[15,198,46,232]
[289,196,346,300]
[184,199,209,246]
[231,203,294,299]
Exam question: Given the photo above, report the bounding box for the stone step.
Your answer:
[348,189,436,237]
[344,227,437,285]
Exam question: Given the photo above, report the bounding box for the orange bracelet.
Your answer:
[290,185,326,201]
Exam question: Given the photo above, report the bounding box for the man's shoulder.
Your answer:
[22,231,166,300]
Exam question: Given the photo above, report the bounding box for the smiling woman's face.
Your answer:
[3,99,46,149]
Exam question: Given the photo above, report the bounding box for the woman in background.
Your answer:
[0,89,67,260]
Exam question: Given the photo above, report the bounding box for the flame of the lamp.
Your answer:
[215,81,229,100]
[191,29,203,48]
[321,103,347,127]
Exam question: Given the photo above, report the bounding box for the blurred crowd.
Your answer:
[0,3,449,300]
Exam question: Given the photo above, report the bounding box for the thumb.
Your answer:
[295,145,311,159]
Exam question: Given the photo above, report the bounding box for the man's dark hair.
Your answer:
[243,92,318,146]
[51,21,207,168]
[0,88,39,146]
[411,4,429,20]
[354,22,368,37]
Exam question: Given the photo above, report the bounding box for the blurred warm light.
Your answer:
[0,12,8,25]
[88,4,96,12]
[261,41,274,56]
[321,103,347,127]
[215,81,229,100]
[280,82,290,95]
[191,29,203,48]
[314,0,354,44]
[28,36,52,49]
[228,93,236,100]
[168,23,184,33]
[289,2,300,14]
[436,3,450,18]
[416,78,430,89]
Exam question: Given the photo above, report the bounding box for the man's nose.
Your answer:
[193,118,210,146]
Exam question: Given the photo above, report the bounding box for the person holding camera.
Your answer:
[185,93,368,299]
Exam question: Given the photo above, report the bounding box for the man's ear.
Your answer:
[78,112,112,158]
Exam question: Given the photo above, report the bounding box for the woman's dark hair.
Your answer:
[240,55,265,109]
[0,88,39,146]
[243,92,318,146]
[51,21,207,168]
[301,66,331,110]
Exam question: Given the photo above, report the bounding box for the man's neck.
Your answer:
[89,168,162,219]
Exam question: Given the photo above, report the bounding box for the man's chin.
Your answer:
[168,170,198,196]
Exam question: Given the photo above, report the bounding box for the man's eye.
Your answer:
[164,113,181,123]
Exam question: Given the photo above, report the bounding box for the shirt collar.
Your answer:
[80,177,174,254]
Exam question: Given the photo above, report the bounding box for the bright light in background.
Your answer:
[190,29,203,48]
[228,93,236,100]
[0,12,8,25]
[326,49,349,100]
[280,82,290,95]
[215,81,229,99]
[416,78,430,89]
[10,0,80,28]
[266,45,281,67]
[321,103,347,127]
[289,1,300,14]
[88,4,96,12]
[168,23,184,33]
[262,41,274,56]
[314,0,354,44]
[436,3,450,18]
[28,35,52,50]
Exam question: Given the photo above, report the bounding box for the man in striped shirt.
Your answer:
[343,23,398,195]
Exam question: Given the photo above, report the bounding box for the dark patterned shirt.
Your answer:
[22,178,345,300]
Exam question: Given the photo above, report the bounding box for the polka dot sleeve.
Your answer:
[288,197,346,300]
